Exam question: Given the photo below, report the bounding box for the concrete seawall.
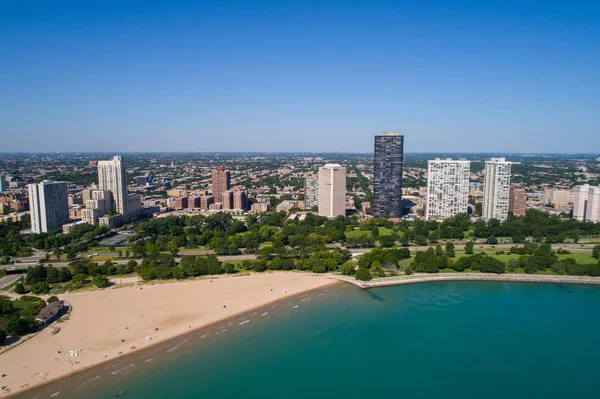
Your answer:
[329,273,600,289]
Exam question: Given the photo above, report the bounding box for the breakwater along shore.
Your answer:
[330,273,600,289]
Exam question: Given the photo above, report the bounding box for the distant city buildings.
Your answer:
[304,176,319,209]
[482,157,513,221]
[28,179,69,233]
[543,189,571,207]
[212,167,230,203]
[276,200,305,212]
[81,189,112,225]
[426,158,470,220]
[318,164,346,218]
[573,185,600,222]
[0,174,7,192]
[373,132,404,218]
[508,184,527,217]
[135,174,153,186]
[251,202,269,214]
[469,182,483,197]
[200,195,214,210]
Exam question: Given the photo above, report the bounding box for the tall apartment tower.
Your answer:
[98,156,128,216]
[508,184,527,217]
[318,164,346,218]
[482,158,513,221]
[373,132,404,218]
[28,179,69,233]
[212,167,231,203]
[573,185,600,222]
[233,190,249,210]
[0,174,7,192]
[304,176,319,209]
[426,158,470,220]
[221,190,233,210]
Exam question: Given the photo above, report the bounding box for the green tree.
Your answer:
[371,261,385,277]
[339,261,356,275]
[30,282,50,295]
[14,282,27,294]
[253,262,267,272]
[93,275,110,288]
[168,241,180,256]
[593,245,600,259]
[5,315,30,336]
[47,295,59,303]
[0,296,14,314]
[371,225,380,240]
[46,266,59,284]
[58,267,72,282]
[445,242,456,258]
[355,267,372,281]
[487,236,498,245]
[223,263,236,274]
[126,260,138,273]
[465,241,474,255]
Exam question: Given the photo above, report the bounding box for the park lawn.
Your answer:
[454,250,597,265]
[12,296,46,318]
[557,252,597,263]
[179,246,208,252]
[345,227,393,239]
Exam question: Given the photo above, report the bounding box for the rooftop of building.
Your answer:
[378,131,400,136]
[36,300,65,323]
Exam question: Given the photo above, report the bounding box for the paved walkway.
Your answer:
[329,273,600,288]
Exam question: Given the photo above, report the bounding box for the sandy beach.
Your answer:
[0,273,335,397]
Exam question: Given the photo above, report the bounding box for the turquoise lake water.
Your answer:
[21,281,600,399]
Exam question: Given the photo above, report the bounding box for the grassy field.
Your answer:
[179,246,208,252]
[346,227,393,239]
[13,295,46,318]
[454,249,597,264]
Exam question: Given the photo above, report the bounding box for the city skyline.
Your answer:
[2,1,599,153]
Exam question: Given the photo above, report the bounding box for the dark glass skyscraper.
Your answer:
[373,132,404,218]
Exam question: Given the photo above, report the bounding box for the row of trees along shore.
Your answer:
[2,209,599,263]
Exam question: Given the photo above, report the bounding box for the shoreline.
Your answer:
[329,273,600,288]
[0,273,337,398]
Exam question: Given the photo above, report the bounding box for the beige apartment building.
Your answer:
[318,164,346,218]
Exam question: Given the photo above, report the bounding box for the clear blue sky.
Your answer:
[1,0,598,153]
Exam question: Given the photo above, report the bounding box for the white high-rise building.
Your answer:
[28,179,69,233]
[304,176,319,209]
[482,158,513,221]
[426,158,470,220]
[98,156,128,216]
[573,185,600,222]
[318,164,346,218]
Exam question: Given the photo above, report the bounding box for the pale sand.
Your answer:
[0,273,335,397]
